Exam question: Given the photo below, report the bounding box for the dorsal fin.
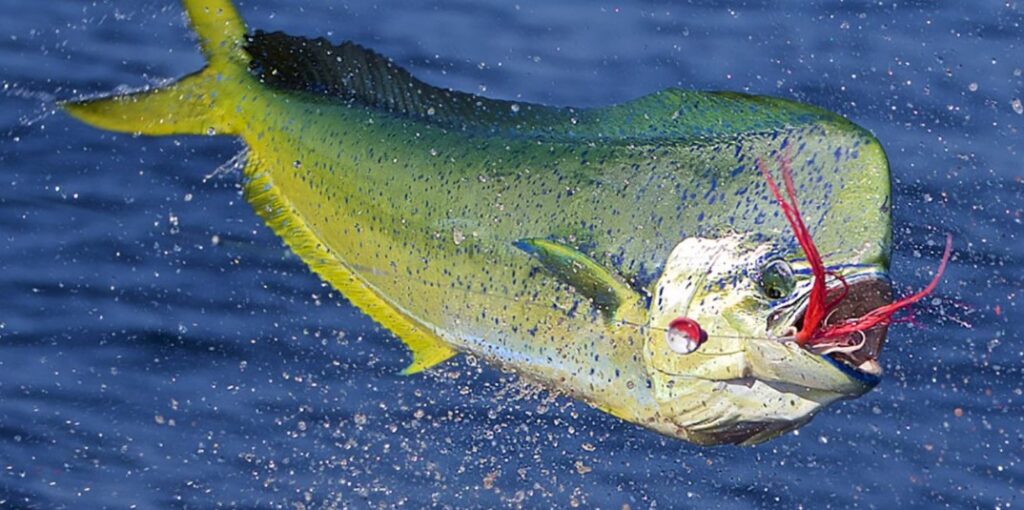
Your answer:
[245,30,563,128]
[244,31,847,141]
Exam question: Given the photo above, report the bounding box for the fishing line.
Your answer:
[613,318,794,342]
[202,151,951,353]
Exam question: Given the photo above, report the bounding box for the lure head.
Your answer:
[643,234,891,445]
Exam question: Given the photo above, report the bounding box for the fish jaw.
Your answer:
[768,270,893,381]
[640,336,879,445]
[644,375,852,446]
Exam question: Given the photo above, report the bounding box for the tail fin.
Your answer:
[63,0,248,136]
[182,0,247,63]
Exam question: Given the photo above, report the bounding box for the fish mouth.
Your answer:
[769,272,893,384]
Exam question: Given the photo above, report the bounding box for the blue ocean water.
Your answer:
[1,0,1021,508]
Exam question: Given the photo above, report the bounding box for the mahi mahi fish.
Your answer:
[64,0,897,445]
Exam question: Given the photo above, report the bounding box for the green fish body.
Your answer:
[65,0,893,445]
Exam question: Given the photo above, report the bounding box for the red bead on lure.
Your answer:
[756,153,953,347]
[665,317,707,354]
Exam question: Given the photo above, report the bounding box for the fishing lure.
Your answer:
[668,154,952,356]
[758,155,952,351]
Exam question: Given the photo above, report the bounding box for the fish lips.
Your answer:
[768,271,893,388]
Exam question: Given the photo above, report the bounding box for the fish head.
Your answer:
[642,234,891,445]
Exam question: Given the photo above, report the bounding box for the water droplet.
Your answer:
[293,160,302,168]
[206,127,216,136]
[426,106,436,116]
[510,103,520,113]
[429,148,438,157]
[968,82,979,92]
[1012,98,1023,115]
[453,228,465,245]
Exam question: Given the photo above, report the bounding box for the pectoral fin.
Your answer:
[515,239,642,321]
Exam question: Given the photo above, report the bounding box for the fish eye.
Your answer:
[757,259,795,300]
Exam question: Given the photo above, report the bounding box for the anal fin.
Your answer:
[242,158,456,374]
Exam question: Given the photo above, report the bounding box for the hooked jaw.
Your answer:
[769,272,892,384]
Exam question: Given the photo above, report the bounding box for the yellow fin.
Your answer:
[242,158,457,375]
[181,0,248,63]
[515,238,642,321]
[62,67,239,137]
[63,0,249,136]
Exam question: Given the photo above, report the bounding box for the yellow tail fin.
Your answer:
[62,0,248,136]
[63,0,460,374]
[182,0,247,62]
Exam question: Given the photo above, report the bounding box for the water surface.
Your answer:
[1,1,1021,508]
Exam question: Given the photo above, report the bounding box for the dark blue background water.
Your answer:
[1,1,1021,508]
